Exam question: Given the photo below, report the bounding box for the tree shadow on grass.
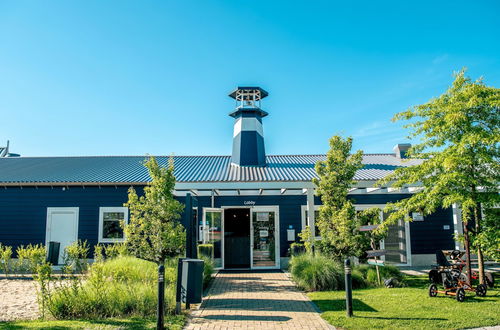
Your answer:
[0,318,158,330]
[311,299,377,312]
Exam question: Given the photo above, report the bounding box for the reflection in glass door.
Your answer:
[204,209,223,268]
[251,209,277,268]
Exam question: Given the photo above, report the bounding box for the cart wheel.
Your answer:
[456,288,466,302]
[476,284,487,297]
[429,284,438,297]
[485,273,495,288]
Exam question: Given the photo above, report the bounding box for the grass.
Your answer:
[0,315,185,329]
[308,275,500,329]
[47,256,178,318]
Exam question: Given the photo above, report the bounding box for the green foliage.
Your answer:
[124,156,185,264]
[378,69,500,281]
[355,264,404,286]
[289,242,305,256]
[290,254,404,291]
[197,244,213,259]
[0,243,13,275]
[298,226,314,254]
[93,244,105,263]
[290,254,344,291]
[475,207,500,261]
[33,262,53,319]
[104,243,128,259]
[48,256,177,319]
[308,277,500,330]
[62,240,89,275]
[378,69,499,229]
[199,256,214,289]
[313,135,382,260]
[15,244,46,274]
[0,316,186,329]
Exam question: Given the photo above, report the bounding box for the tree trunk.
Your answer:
[474,205,485,285]
[463,222,473,285]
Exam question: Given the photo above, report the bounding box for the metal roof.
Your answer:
[0,154,422,185]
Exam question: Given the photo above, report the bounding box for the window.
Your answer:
[99,207,128,243]
[355,204,411,266]
[301,205,321,239]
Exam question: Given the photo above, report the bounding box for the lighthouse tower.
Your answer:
[229,87,268,167]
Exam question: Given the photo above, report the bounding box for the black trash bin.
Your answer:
[46,241,60,265]
[180,259,204,304]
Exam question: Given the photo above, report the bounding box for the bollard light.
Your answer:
[344,258,353,317]
[157,264,165,330]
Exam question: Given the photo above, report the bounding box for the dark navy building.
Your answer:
[0,87,459,269]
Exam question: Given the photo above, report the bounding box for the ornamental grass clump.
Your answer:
[48,256,177,319]
[290,254,344,291]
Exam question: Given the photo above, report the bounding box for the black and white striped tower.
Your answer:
[229,87,268,166]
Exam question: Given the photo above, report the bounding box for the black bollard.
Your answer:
[344,258,353,317]
[157,264,165,330]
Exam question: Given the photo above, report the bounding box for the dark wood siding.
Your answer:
[0,188,455,258]
[0,186,144,255]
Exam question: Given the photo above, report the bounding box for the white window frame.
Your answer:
[98,207,128,243]
[355,204,412,266]
[300,205,321,240]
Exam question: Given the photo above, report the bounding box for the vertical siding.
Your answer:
[0,186,144,255]
[0,188,455,259]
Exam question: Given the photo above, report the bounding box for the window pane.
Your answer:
[383,213,407,264]
[102,211,125,239]
[305,209,321,237]
[104,212,124,221]
[206,211,222,268]
[252,211,276,267]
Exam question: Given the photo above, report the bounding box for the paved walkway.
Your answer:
[186,271,332,329]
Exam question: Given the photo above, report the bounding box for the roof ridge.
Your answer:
[0,153,397,159]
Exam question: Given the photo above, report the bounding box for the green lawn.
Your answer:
[0,315,185,330]
[308,276,500,329]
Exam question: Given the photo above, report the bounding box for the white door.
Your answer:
[250,206,280,269]
[46,207,79,264]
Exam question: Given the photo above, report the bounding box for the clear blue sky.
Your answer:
[1,1,499,157]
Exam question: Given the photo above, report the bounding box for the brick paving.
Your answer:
[185,271,332,329]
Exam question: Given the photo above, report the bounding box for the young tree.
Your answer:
[379,69,499,284]
[312,135,382,261]
[124,156,185,265]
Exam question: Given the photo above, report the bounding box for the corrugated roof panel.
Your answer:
[0,154,423,184]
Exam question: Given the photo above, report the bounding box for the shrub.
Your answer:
[0,243,13,276]
[62,240,90,275]
[289,243,305,256]
[351,269,369,289]
[103,243,127,259]
[354,264,404,286]
[290,254,343,291]
[15,244,46,275]
[198,244,213,259]
[199,256,214,289]
[48,256,177,319]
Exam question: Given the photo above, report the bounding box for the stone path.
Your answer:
[186,271,332,329]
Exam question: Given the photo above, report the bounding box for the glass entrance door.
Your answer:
[251,207,279,268]
[203,208,223,268]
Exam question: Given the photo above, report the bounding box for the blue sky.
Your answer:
[1,1,499,157]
